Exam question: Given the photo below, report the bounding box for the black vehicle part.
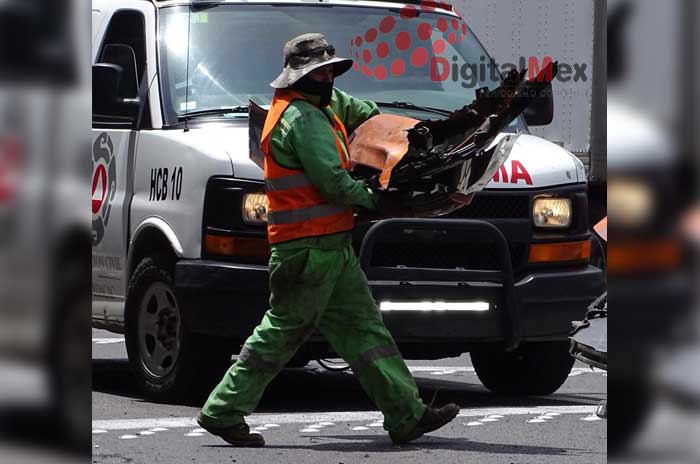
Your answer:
[382,64,558,189]
[125,257,232,401]
[248,62,557,206]
[317,358,351,372]
[570,292,607,370]
[471,341,575,396]
[359,218,521,351]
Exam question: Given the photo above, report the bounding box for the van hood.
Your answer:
[197,125,265,181]
[484,133,585,190]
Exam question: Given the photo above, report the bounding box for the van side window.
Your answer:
[92,10,151,129]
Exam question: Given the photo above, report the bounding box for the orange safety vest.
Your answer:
[261,88,355,244]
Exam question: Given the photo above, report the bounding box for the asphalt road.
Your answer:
[92,328,607,463]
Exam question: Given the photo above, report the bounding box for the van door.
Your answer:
[91,4,155,323]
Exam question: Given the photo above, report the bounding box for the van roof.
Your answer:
[149,0,454,12]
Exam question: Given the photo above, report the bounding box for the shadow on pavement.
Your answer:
[92,358,603,411]
[204,434,599,456]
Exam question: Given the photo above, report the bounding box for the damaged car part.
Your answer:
[249,61,559,219]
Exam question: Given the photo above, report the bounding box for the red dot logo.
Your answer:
[379,16,396,34]
[432,39,446,54]
[395,31,412,51]
[376,42,389,58]
[391,59,406,76]
[400,5,418,19]
[420,0,437,12]
[410,47,429,67]
[349,11,469,82]
[365,28,378,43]
[417,22,432,41]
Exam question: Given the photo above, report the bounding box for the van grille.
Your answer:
[449,194,530,219]
[369,237,527,271]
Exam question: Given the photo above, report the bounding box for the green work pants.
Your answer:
[200,243,427,438]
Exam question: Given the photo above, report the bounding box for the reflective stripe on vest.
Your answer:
[261,88,354,244]
[268,203,349,225]
[264,172,312,192]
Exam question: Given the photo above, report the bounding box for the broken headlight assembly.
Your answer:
[242,192,268,225]
[532,197,572,229]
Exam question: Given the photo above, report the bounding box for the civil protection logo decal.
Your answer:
[92,133,116,246]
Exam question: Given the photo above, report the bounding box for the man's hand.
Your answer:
[356,190,413,223]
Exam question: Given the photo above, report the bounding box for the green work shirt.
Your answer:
[269,88,381,250]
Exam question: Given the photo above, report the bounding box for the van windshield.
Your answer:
[159,4,520,127]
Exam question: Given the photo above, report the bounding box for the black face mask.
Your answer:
[293,75,334,107]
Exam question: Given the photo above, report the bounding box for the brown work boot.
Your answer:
[196,413,265,447]
[389,403,460,445]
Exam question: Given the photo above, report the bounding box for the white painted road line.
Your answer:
[92,338,125,344]
[406,366,604,375]
[92,405,599,432]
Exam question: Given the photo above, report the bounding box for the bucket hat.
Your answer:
[270,33,353,88]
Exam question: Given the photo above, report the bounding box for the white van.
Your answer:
[91,0,604,400]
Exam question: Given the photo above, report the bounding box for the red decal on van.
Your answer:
[492,161,533,185]
[492,164,508,183]
[510,160,533,185]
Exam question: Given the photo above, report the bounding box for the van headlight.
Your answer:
[242,193,268,225]
[533,197,572,229]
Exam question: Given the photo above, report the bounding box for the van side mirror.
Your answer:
[93,63,123,116]
[523,81,555,127]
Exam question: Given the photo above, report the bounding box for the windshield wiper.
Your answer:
[375,101,451,117]
[178,106,249,120]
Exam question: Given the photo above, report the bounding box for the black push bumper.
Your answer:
[175,219,605,349]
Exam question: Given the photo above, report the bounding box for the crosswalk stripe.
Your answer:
[407,366,604,374]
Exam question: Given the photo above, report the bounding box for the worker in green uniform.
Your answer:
[197,33,459,447]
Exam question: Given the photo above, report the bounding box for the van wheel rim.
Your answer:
[138,282,181,379]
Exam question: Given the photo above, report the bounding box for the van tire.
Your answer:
[470,342,575,396]
[125,257,232,402]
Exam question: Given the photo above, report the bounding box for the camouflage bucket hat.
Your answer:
[270,33,354,88]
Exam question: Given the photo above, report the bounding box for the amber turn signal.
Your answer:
[204,234,270,260]
[528,240,591,264]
